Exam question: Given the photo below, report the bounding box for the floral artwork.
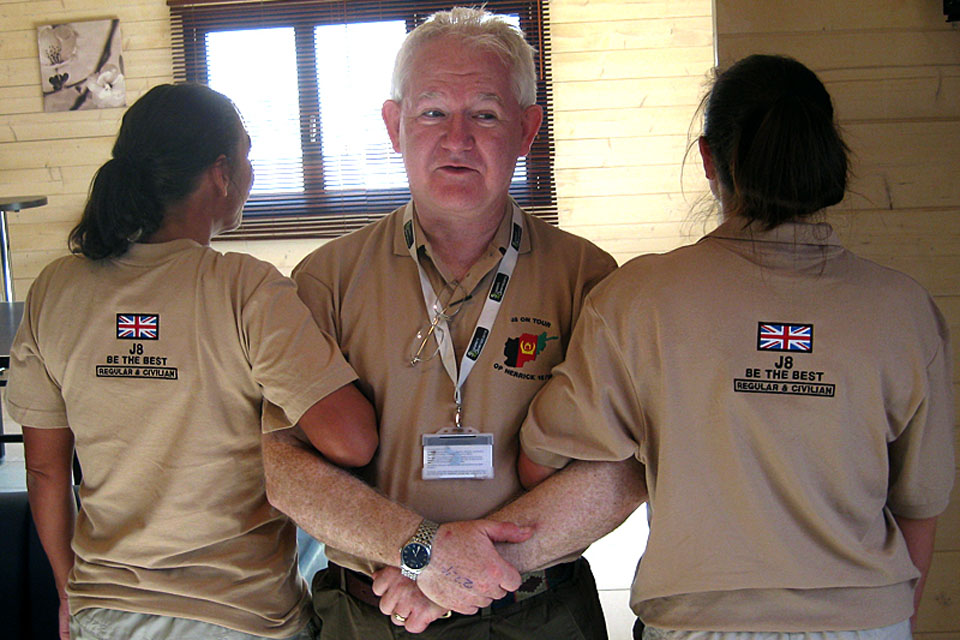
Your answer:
[37,18,125,112]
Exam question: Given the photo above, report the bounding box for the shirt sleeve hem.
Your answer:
[888,497,952,520]
[519,432,573,470]
[5,400,68,429]
[262,366,359,434]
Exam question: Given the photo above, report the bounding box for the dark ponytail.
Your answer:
[702,55,849,228]
[70,83,242,259]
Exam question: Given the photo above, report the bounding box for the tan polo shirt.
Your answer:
[521,218,955,631]
[6,240,358,638]
[293,200,617,573]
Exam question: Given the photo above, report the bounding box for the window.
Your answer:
[169,0,558,239]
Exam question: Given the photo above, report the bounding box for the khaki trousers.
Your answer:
[639,621,912,640]
[70,607,317,640]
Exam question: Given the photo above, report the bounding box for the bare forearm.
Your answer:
[23,427,77,595]
[263,430,419,566]
[27,472,76,594]
[264,429,533,614]
[894,514,938,627]
[490,458,647,573]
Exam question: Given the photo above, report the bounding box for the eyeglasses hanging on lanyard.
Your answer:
[408,283,473,367]
[402,205,523,431]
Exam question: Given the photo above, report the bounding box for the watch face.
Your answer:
[401,542,431,570]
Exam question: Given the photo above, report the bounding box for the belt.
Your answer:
[492,560,575,609]
[339,564,381,609]
[334,560,577,614]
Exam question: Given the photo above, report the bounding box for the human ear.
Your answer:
[211,154,230,197]
[698,136,716,181]
[382,100,402,154]
[518,105,543,156]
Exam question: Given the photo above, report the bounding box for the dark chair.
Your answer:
[0,432,81,640]
[0,490,61,640]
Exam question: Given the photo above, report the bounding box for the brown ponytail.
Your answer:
[70,83,242,259]
[702,55,849,228]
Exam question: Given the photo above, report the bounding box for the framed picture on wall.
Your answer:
[37,18,125,112]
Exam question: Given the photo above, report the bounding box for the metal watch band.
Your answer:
[400,519,439,580]
[411,518,439,547]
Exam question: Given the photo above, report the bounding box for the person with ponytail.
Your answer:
[493,55,954,639]
[6,83,378,639]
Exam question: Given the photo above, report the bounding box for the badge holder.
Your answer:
[407,206,521,483]
[422,429,494,480]
[422,407,494,480]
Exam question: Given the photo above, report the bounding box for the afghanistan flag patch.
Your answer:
[503,331,557,368]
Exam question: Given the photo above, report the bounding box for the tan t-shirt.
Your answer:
[293,200,617,573]
[6,240,358,638]
[521,219,955,631]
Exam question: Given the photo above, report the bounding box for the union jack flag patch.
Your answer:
[757,322,812,352]
[117,314,159,340]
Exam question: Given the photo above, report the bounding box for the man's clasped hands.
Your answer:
[372,519,535,633]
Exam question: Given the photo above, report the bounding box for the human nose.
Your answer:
[441,114,474,150]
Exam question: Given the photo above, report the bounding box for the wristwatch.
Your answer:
[400,519,439,581]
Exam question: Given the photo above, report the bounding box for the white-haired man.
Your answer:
[263,7,617,638]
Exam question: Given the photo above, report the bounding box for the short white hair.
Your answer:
[390,6,538,108]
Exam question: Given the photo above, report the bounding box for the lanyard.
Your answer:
[403,204,522,430]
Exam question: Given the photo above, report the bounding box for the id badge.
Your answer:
[422,430,494,480]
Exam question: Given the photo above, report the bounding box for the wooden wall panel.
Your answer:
[1,19,173,60]
[717,0,946,33]
[559,193,706,226]
[4,115,121,143]
[554,105,706,139]
[917,550,960,633]
[551,0,715,259]
[822,67,960,122]
[555,135,690,170]
[936,467,960,551]
[0,138,114,170]
[558,165,703,197]
[554,76,709,111]
[554,47,711,82]
[0,84,42,114]
[721,31,960,70]
[551,0,710,22]
[553,17,712,51]
[0,0,174,294]
[833,210,960,256]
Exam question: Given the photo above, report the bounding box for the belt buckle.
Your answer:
[513,569,549,604]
